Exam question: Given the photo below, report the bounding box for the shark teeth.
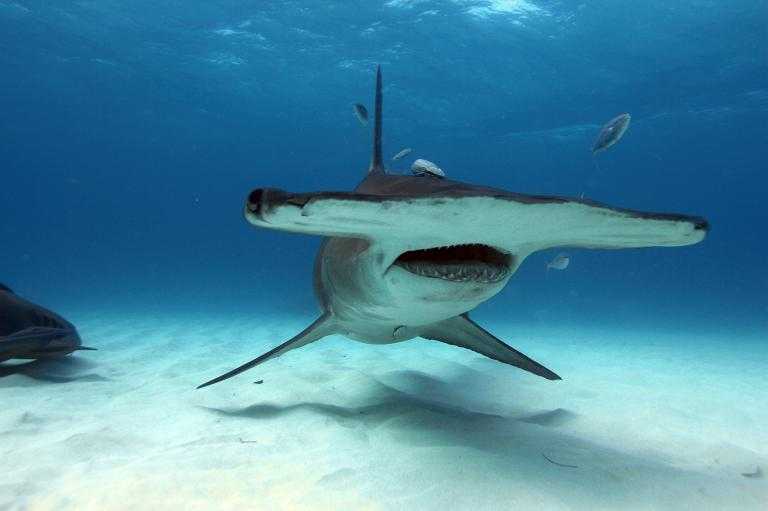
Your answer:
[396,261,509,284]
[393,243,513,284]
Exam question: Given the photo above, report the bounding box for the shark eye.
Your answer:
[247,189,264,214]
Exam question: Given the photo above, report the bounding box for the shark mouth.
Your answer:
[393,244,512,283]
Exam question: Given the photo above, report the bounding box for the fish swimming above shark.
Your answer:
[197,67,708,388]
[592,113,631,154]
[0,283,93,362]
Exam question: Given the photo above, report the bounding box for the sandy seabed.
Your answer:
[1,312,766,511]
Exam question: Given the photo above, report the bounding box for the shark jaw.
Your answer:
[392,243,512,284]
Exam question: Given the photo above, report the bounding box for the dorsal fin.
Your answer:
[368,65,385,174]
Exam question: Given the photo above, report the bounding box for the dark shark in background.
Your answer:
[198,67,708,389]
[0,283,93,362]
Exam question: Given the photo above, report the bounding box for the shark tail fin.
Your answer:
[197,314,337,389]
[420,314,561,381]
[369,65,385,175]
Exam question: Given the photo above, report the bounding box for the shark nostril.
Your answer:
[694,218,710,231]
[247,189,264,214]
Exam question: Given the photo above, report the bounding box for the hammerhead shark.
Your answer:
[198,67,707,388]
[0,283,92,362]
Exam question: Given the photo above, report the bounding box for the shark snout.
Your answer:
[244,187,318,231]
[245,188,291,222]
[48,328,84,356]
[246,188,267,215]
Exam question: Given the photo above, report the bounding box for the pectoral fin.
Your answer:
[197,314,337,389]
[420,314,561,380]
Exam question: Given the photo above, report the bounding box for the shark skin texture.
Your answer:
[198,67,707,389]
[0,284,92,362]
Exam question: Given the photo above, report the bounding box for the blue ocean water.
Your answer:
[1,1,766,509]
[1,1,765,332]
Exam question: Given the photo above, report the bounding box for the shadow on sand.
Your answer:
[197,367,763,508]
[200,368,717,495]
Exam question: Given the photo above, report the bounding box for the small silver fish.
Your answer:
[392,147,413,161]
[592,113,631,154]
[353,103,368,126]
[411,159,445,178]
[547,253,570,271]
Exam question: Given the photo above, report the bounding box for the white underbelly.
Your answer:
[328,267,506,343]
[317,242,509,344]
